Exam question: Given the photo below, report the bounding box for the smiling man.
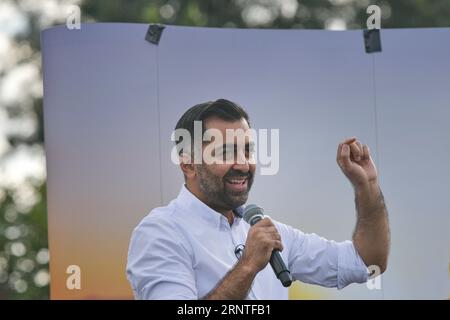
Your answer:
[126,98,390,299]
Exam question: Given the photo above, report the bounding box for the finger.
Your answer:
[356,140,363,156]
[267,232,281,241]
[262,226,279,234]
[349,142,361,161]
[355,141,365,160]
[254,217,269,226]
[272,240,283,252]
[256,217,274,227]
[363,144,370,160]
[343,137,357,144]
[336,143,343,164]
[342,137,357,144]
[341,144,352,169]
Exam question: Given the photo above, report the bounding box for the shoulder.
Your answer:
[129,200,192,253]
[134,202,176,232]
[271,218,306,241]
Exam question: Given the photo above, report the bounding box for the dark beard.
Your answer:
[196,165,254,210]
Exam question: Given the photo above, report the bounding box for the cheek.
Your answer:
[207,164,231,181]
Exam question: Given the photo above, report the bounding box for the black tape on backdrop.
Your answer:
[145,24,166,45]
[364,29,382,53]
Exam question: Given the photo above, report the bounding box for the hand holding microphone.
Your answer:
[242,205,292,287]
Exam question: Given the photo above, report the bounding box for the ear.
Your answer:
[179,152,196,179]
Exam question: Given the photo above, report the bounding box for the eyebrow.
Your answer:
[216,142,255,150]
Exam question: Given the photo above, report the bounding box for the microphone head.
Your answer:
[243,204,264,225]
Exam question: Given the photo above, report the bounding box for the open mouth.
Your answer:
[224,176,248,193]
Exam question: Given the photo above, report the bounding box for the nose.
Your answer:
[232,149,249,173]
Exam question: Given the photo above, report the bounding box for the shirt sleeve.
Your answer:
[276,222,368,289]
[126,214,198,299]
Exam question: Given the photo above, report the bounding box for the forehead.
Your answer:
[204,116,250,133]
[203,117,253,144]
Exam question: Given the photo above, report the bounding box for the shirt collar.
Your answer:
[175,184,245,229]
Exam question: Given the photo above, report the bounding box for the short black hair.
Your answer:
[174,98,250,150]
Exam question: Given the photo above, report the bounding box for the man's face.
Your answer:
[194,117,256,211]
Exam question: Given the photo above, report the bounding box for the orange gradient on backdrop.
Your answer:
[46,193,149,299]
[48,224,135,299]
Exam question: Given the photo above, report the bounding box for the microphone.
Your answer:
[234,244,245,260]
[243,204,293,287]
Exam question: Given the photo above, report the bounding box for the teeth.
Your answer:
[228,178,246,184]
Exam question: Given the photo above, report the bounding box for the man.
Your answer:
[127,99,390,299]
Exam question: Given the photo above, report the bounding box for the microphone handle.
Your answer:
[270,250,293,287]
[250,216,293,287]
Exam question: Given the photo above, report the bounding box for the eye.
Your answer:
[246,145,255,155]
[215,147,234,160]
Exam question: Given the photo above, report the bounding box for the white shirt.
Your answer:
[127,185,368,299]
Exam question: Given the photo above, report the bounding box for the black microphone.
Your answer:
[243,204,293,287]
